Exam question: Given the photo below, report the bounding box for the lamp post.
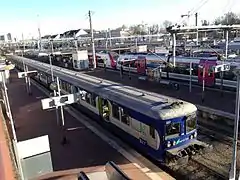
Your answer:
[229,67,240,180]
[49,39,60,126]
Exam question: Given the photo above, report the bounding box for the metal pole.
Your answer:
[202,67,205,102]
[22,33,25,57]
[195,13,198,46]
[88,10,96,69]
[56,77,65,126]
[159,66,162,82]
[173,33,176,67]
[225,30,229,62]
[22,62,29,94]
[75,38,78,52]
[25,66,32,95]
[105,30,108,50]
[135,38,138,51]
[37,14,42,51]
[50,40,54,80]
[221,30,229,97]
[21,34,29,94]
[1,71,24,180]
[229,74,240,180]
[49,40,60,126]
[56,77,67,145]
[128,63,131,79]
[189,61,192,93]
[108,28,112,47]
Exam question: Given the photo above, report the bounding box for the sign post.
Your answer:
[18,70,38,96]
[213,63,230,97]
[187,62,193,93]
[41,78,79,145]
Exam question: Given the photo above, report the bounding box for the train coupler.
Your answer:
[165,140,213,166]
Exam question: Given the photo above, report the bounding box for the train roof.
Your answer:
[11,55,197,121]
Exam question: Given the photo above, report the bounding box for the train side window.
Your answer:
[73,86,78,93]
[149,126,155,139]
[120,108,130,126]
[65,83,71,93]
[112,103,120,120]
[85,93,91,104]
[80,90,86,101]
[92,94,97,107]
[62,81,66,91]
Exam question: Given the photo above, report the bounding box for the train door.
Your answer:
[98,97,110,122]
[108,52,117,69]
[88,55,93,68]
[198,59,217,86]
[139,123,148,146]
[88,54,97,68]
[137,56,146,75]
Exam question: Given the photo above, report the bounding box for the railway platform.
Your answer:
[7,71,174,180]
[84,68,236,115]
[0,108,16,180]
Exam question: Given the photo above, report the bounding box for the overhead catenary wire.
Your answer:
[175,0,210,26]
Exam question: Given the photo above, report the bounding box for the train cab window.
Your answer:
[165,122,180,140]
[185,114,197,133]
[112,103,120,120]
[120,108,130,126]
[149,126,155,139]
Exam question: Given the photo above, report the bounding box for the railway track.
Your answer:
[188,119,240,180]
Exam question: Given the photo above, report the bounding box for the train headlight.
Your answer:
[167,141,171,148]
[172,141,176,146]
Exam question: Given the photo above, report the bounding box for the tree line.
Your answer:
[119,12,240,35]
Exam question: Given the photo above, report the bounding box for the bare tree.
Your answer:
[162,20,173,28]
[202,20,209,26]
[214,12,240,25]
[149,24,159,34]
[128,24,147,35]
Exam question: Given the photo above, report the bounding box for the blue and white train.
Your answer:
[9,55,210,165]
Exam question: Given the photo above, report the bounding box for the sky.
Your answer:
[0,0,239,39]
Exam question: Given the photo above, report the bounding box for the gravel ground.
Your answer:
[173,130,240,180]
